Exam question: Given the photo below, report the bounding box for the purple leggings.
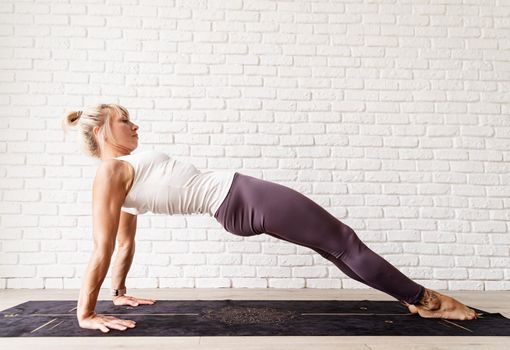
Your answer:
[214,172,425,305]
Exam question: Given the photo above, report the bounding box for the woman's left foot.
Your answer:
[405,288,479,321]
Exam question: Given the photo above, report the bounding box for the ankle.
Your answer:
[418,289,441,310]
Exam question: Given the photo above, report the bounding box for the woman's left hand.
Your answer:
[113,295,156,307]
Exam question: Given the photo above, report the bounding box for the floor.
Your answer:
[0,288,508,349]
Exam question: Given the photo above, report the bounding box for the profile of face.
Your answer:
[93,112,139,156]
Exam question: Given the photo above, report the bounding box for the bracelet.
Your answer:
[111,287,126,297]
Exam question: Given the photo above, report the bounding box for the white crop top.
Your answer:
[114,150,237,217]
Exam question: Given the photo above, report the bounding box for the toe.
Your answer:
[408,304,419,314]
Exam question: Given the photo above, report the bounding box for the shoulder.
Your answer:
[96,159,125,177]
[94,159,131,191]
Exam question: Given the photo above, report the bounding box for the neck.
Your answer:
[99,139,135,160]
[100,148,131,161]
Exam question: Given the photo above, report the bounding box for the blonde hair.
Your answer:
[61,103,130,159]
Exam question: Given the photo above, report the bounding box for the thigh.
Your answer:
[245,175,357,259]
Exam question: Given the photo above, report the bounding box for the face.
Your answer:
[111,114,139,150]
[94,113,139,155]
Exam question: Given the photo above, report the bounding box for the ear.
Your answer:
[93,126,99,138]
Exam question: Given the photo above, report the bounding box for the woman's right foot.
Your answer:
[406,288,480,321]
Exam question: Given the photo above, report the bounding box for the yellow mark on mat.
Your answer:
[302,313,414,316]
[31,313,199,317]
[30,318,57,333]
[441,319,474,333]
[49,320,64,330]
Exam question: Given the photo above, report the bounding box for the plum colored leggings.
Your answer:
[214,172,425,305]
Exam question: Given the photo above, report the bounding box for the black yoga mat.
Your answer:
[0,299,508,337]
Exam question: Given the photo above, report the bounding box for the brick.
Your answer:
[232,278,268,288]
[434,268,468,280]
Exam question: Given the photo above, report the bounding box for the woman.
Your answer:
[63,103,479,333]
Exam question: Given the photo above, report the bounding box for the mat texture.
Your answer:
[0,300,508,337]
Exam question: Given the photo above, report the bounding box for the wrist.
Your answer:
[111,286,126,297]
[77,310,95,321]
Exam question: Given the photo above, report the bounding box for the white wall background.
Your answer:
[0,0,509,292]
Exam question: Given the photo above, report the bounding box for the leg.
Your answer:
[260,183,479,319]
[218,173,425,304]
[261,206,425,304]
[268,230,480,320]
[215,173,479,320]
[265,231,367,285]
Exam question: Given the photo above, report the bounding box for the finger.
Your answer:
[118,320,136,329]
[102,316,134,328]
[137,299,155,304]
[103,315,121,321]
[123,321,136,328]
[99,325,110,333]
[117,318,137,327]
[105,321,129,331]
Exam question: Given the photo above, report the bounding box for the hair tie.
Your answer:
[76,110,83,118]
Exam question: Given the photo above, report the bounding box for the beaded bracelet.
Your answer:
[111,287,126,297]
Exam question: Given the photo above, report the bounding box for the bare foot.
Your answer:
[404,288,480,321]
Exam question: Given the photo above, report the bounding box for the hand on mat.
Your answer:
[113,294,156,307]
[78,312,136,333]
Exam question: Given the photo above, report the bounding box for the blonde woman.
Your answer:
[62,104,479,333]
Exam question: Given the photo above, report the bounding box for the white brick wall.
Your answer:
[0,0,509,292]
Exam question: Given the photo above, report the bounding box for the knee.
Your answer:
[333,224,367,259]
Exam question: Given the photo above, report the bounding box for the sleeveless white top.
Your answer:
[114,150,236,217]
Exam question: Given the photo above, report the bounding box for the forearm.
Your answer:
[111,245,135,293]
[77,249,113,320]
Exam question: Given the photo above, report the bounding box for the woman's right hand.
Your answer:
[78,312,137,333]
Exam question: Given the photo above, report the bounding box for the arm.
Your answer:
[110,212,156,307]
[111,211,137,296]
[77,162,127,321]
